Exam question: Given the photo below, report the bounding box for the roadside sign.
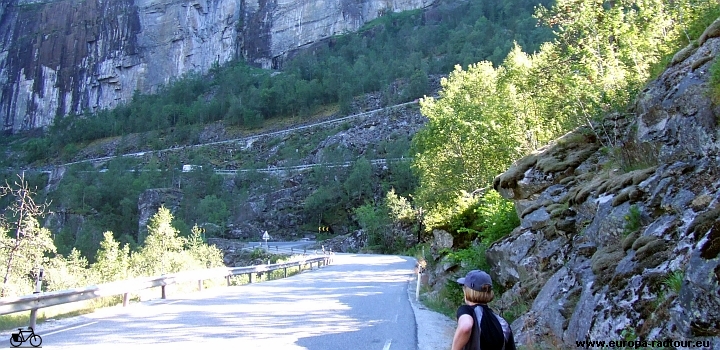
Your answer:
[262,231,270,240]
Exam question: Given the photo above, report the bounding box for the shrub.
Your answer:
[474,190,519,244]
[623,205,642,236]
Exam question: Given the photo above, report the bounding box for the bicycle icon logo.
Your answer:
[9,327,42,348]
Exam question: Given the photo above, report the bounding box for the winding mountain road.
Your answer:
[23,254,420,349]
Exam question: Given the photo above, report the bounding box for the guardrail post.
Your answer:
[226,275,231,286]
[161,285,167,299]
[249,273,254,283]
[123,293,129,307]
[29,308,38,330]
[284,267,287,278]
[29,267,43,329]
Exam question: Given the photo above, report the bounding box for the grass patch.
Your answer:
[0,256,313,331]
[663,270,684,294]
[623,205,642,236]
[419,282,463,319]
[0,295,125,331]
[710,58,720,105]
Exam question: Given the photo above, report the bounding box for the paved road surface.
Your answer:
[19,254,419,349]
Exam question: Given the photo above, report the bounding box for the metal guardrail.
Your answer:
[0,255,332,318]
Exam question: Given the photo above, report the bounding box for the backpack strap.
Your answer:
[473,305,506,350]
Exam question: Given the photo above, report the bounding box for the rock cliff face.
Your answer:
[0,0,434,133]
[488,21,720,347]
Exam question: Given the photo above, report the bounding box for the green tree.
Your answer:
[92,231,131,283]
[45,248,94,291]
[0,176,55,297]
[197,195,229,226]
[344,158,373,201]
[411,61,525,208]
[410,0,719,223]
[186,225,224,269]
[385,188,415,224]
[131,206,187,276]
[354,203,393,252]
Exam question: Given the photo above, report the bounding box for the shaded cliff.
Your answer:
[0,0,434,133]
[488,20,720,346]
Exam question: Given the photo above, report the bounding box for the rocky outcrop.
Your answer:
[0,0,435,133]
[488,21,720,347]
[221,101,425,240]
[248,0,436,68]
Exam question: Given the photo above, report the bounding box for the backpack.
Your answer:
[465,305,516,350]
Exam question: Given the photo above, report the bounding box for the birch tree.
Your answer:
[0,175,55,297]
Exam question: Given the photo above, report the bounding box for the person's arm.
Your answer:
[451,314,473,350]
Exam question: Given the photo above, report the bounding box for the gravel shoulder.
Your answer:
[407,275,456,350]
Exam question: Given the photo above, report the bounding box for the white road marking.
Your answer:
[383,339,392,350]
[43,321,98,336]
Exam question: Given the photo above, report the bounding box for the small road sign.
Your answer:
[262,231,270,249]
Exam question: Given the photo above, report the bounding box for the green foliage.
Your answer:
[474,190,519,244]
[186,224,224,269]
[385,188,416,224]
[131,206,189,276]
[446,244,491,273]
[663,270,684,294]
[125,208,224,278]
[249,248,267,261]
[197,195,229,226]
[303,184,344,225]
[411,57,534,208]
[0,176,56,297]
[22,138,51,163]
[45,249,94,291]
[355,202,397,253]
[423,243,492,318]
[411,0,716,228]
[343,158,373,201]
[420,279,465,318]
[672,0,720,45]
[91,231,130,283]
[623,205,642,236]
[29,0,553,161]
[710,58,720,105]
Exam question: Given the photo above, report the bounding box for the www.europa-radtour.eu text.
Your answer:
[576,339,712,348]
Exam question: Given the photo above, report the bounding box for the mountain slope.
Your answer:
[489,19,720,345]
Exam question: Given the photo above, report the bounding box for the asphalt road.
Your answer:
[19,254,418,349]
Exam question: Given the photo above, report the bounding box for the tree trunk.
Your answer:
[1,242,20,297]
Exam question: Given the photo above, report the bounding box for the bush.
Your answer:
[474,190,519,244]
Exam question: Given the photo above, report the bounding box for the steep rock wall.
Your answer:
[0,0,434,133]
[0,0,239,133]
[488,20,720,347]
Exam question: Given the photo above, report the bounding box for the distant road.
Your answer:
[246,240,317,254]
[3,100,420,176]
[58,100,421,168]
[27,254,418,350]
